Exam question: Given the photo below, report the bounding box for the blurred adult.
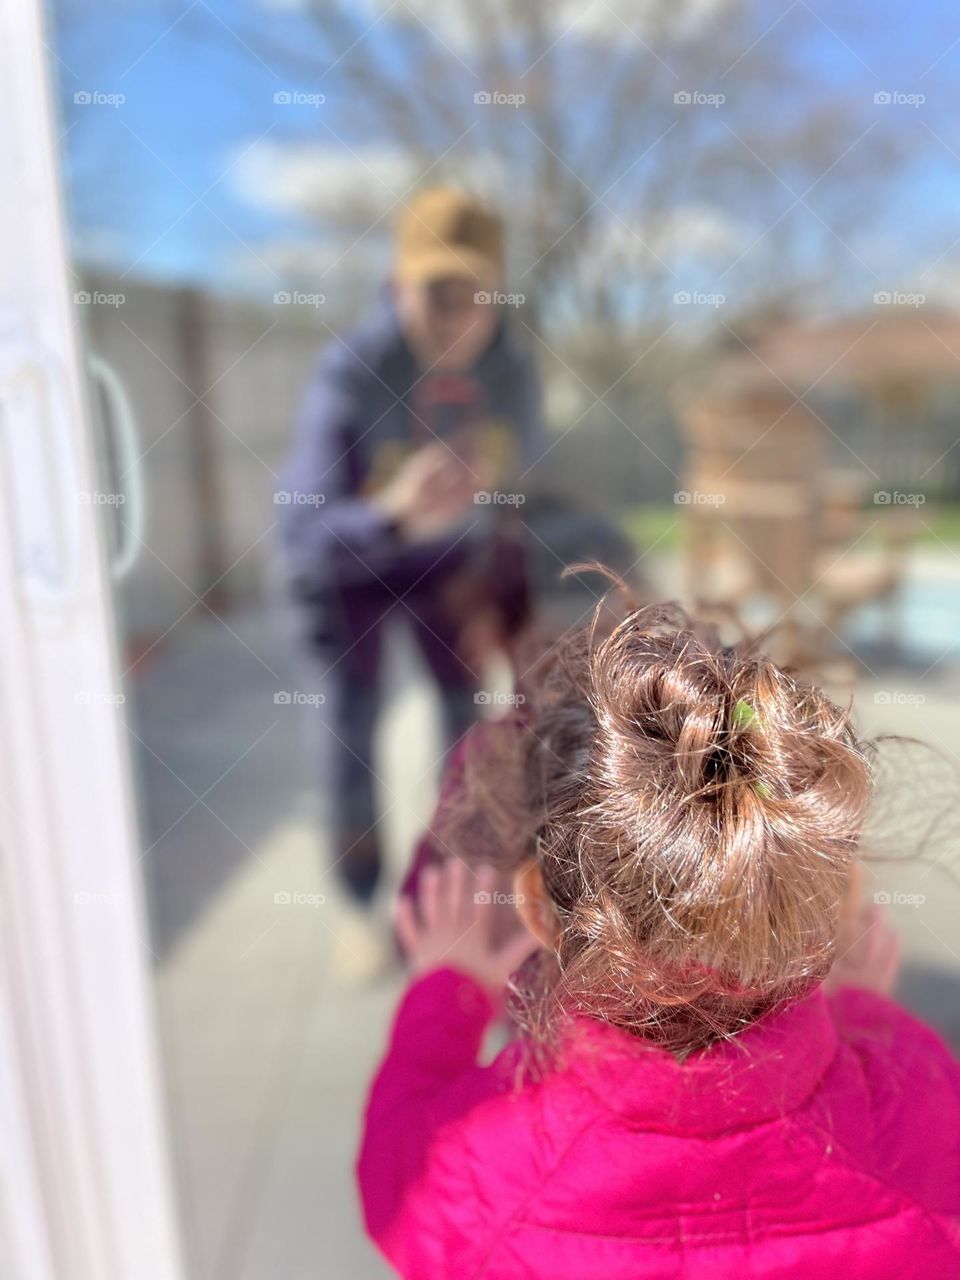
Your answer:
[279,187,543,910]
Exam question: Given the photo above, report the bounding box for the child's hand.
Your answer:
[393,860,538,1001]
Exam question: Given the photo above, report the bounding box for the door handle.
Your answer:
[87,353,145,580]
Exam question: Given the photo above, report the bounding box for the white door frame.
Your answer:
[0,2,185,1277]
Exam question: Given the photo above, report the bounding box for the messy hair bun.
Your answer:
[432,585,874,1059]
[523,600,872,1056]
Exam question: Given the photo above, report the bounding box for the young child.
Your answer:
[357,599,960,1278]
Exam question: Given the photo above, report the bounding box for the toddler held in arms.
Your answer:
[357,592,960,1279]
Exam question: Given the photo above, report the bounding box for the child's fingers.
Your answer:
[471,864,498,932]
[443,857,469,926]
[392,893,420,959]
[420,864,441,932]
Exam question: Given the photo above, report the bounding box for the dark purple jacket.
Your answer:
[278,301,544,654]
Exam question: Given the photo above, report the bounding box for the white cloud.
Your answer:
[229,141,418,218]
[228,138,511,221]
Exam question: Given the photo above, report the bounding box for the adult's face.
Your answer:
[393,274,500,372]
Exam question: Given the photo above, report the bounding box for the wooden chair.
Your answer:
[674,375,906,665]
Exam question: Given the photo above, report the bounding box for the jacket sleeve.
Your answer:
[357,966,502,1272]
[278,344,398,593]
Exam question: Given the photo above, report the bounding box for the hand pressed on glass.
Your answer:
[393,860,538,1001]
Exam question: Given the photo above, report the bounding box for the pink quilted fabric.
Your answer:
[358,966,960,1278]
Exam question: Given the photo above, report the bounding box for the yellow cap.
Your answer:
[394,187,504,285]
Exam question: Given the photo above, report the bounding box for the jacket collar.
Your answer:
[552,985,837,1136]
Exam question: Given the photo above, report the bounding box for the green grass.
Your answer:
[616,502,960,551]
[619,506,683,550]
[925,505,960,543]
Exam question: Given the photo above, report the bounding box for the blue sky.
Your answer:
[46,0,960,311]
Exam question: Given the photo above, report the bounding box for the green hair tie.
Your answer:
[732,698,756,730]
[731,699,770,797]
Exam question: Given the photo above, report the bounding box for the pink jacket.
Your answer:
[358,967,960,1278]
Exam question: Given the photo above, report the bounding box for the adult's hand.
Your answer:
[370,442,478,542]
